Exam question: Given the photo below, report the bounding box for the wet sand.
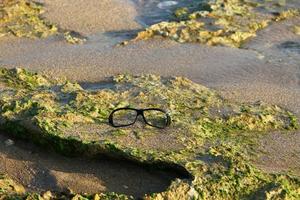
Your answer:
[255,131,300,177]
[0,0,300,195]
[40,0,141,35]
[0,133,186,197]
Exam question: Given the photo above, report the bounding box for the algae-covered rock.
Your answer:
[0,174,25,193]
[292,25,300,35]
[0,0,58,38]
[0,67,299,199]
[130,0,300,47]
[64,31,87,44]
[0,0,87,44]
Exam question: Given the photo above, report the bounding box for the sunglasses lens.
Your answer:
[143,110,169,128]
[112,109,137,126]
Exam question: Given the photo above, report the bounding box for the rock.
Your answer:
[4,139,14,146]
[123,185,129,189]
[42,191,54,200]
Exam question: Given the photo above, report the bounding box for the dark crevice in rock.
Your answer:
[0,125,192,198]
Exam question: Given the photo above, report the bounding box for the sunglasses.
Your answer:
[108,108,171,129]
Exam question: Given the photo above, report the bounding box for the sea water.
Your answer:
[132,0,202,25]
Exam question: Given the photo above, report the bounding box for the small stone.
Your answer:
[42,191,53,200]
[120,40,129,46]
[257,53,265,60]
[93,194,100,200]
[4,139,14,146]
[188,187,199,199]
[123,185,129,189]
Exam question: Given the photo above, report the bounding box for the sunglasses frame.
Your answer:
[109,107,171,129]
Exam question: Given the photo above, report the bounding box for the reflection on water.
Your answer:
[132,0,202,25]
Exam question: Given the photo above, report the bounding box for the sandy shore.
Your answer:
[0,134,179,197]
[1,16,299,114]
[0,0,300,195]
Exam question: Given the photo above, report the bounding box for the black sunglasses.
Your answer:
[109,108,171,129]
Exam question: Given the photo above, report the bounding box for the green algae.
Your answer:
[64,31,87,45]
[292,25,300,35]
[129,0,300,48]
[174,7,190,20]
[0,67,299,199]
[0,0,86,44]
[0,174,25,196]
[0,68,51,89]
[186,142,300,199]
[0,0,57,38]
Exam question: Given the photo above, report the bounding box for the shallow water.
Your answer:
[132,0,202,25]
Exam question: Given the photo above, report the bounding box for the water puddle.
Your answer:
[0,133,191,198]
[277,41,300,54]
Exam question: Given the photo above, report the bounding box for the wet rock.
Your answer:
[0,0,58,38]
[130,0,300,48]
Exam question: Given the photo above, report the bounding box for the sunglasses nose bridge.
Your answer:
[136,109,143,115]
[135,111,145,122]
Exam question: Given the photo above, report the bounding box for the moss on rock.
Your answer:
[0,0,58,38]
[292,25,300,35]
[129,0,300,48]
[0,68,299,199]
[0,174,25,196]
[0,0,86,44]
